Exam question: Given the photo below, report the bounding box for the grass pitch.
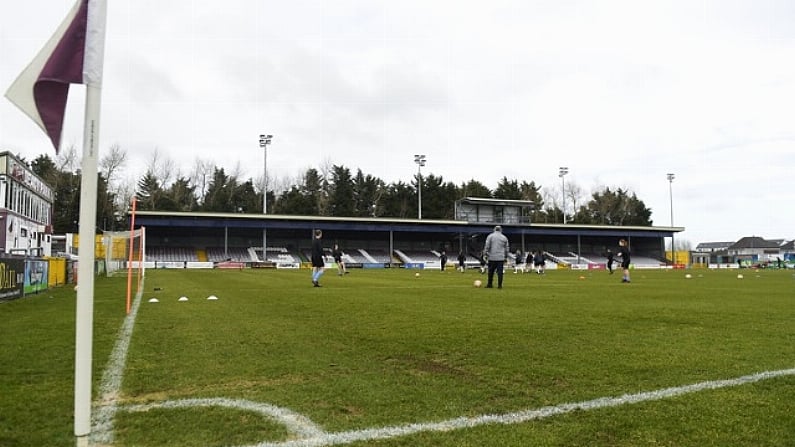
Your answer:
[1,267,794,446]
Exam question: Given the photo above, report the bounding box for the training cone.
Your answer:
[148,298,159,303]
[207,295,218,300]
[178,296,189,302]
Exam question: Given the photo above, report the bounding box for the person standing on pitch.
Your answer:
[439,250,448,272]
[605,249,615,274]
[332,243,347,276]
[513,249,523,274]
[617,238,631,283]
[483,225,509,288]
[457,251,466,273]
[533,249,546,274]
[311,229,325,287]
[525,251,533,274]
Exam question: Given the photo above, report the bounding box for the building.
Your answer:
[693,236,794,267]
[728,236,784,264]
[454,197,534,224]
[694,241,734,253]
[0,152,54,256]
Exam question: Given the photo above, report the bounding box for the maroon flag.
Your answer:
[5,0,104,152]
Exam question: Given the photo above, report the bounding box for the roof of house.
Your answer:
[728,236,781,250]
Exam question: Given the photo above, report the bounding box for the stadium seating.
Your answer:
[206,247,252,262]
[143,244,665,269]
[147,246,199,262]
[359,249,391,263]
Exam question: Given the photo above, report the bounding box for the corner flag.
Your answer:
[5,0,108,442]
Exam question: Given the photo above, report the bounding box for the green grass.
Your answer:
[1,267,794,446]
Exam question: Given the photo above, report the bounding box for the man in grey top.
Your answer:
[483,225,509,288]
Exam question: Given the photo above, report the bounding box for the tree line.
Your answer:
[25,146,653,234]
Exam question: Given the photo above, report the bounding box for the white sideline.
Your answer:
[90,279,146,445]
[89,279,795,446]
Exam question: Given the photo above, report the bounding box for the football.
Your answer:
[473,279,482,288]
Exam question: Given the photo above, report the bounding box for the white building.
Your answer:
[0,151,54,256]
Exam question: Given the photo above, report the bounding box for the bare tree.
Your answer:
[56,144,80,173]
[100,143,127,185]
[566,182,585,217]
[263,172,290,196]
[228,160,245,182]
[190,157,214,203]
[541,186,561,222]
[115,178,137,218]
[318,156,333,183]
[146,147,176,189]
[667,238,692,251]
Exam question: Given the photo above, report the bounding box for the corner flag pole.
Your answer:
[74,1,108,443]
[74,81,101,444]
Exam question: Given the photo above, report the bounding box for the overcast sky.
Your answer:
[2,0,794,246]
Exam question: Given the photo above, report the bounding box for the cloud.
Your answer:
[2,0,795,246]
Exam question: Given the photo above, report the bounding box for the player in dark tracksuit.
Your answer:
[606,249,615,274]
[311,229,325,287]
[617,239,631,283]
[457,251,466,272]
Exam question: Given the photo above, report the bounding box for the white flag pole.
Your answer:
[75,0,107,444]
[74,83,100,443]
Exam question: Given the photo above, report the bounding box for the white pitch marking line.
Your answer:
[90,280,146,446]
[120,398,326,439]
[237,367,795,447]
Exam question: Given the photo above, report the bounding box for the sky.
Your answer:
[1,0,794,247]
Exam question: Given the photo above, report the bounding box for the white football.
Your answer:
[473,280,482,288]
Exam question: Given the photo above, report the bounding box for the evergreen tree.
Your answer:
[352,169,386,217]
[135,171,163,211]
[382,181,414,218]
[164,177,198,212]
[460,179,491,198]
[519,180,543,222]
[493,177,523,200]
[201,168,234,212]
[328,165,355,217]
[575,187,653,226]
[230,179,259,214]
